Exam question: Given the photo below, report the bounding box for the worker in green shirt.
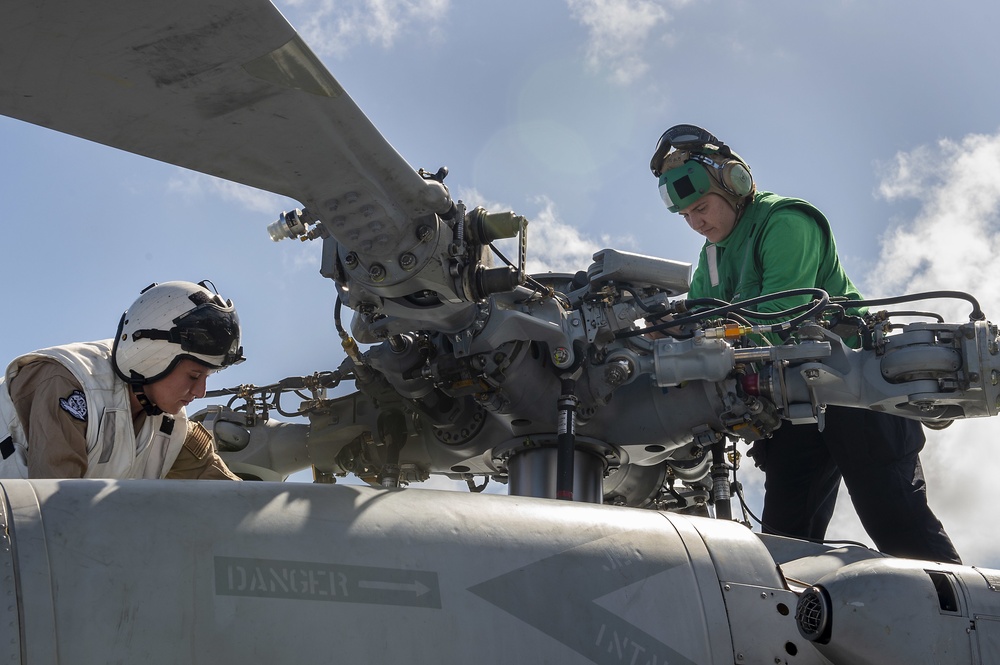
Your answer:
[650,124,960,564]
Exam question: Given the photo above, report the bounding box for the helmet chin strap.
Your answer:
[129,371,163,416]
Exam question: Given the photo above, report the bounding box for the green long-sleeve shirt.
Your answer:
[687,191,862,336]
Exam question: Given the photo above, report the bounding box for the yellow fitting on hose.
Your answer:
[342,336,365,365]
[705,323,753,339]
[341,335,374,382]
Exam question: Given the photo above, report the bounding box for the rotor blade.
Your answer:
[0,0,451,254]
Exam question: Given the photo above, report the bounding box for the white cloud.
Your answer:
[281,0,450,57]
[165,172,320,272]
[871,131,1000,320]
[519,196,605,274]
[167,172,293,215]
[565,0,683,85]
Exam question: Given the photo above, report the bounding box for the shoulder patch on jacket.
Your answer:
[184,421,214,460]
[59,390,88,421]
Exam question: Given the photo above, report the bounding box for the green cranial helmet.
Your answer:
[658,150,715,212]
[657,149,754,213]
[651,124,754,213]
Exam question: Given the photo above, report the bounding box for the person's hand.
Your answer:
[644,314,677,339]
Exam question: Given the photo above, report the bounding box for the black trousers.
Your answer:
[752,405,961,564]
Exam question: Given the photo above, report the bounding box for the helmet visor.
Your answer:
[658,161,713,213]
[171,302,243,366]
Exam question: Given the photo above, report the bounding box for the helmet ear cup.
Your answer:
[683,150,754,201]
[720,159,753,197]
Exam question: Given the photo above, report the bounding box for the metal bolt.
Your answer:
[416,225,433,241]
[552,347,570,365]
[399,253,417,271]
[369,263,387,282]
[605,363,629,386]
[805,369,820,380]
[344,252,359,268]
[606,359,633,386]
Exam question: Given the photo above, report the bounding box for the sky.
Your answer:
[3,0,1000,566]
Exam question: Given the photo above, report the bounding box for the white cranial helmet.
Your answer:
[112,281,245,386]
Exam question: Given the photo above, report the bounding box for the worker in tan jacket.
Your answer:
[0,281,244,480]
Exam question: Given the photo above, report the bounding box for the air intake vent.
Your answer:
[795,586,832,644]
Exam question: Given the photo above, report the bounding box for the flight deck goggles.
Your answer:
[650,124,732,177]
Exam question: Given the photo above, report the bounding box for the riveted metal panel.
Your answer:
[0,490,21,664]
[2,481,57,665]
[973,615,1000,665]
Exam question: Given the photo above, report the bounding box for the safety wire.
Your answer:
[488,241,572,309]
